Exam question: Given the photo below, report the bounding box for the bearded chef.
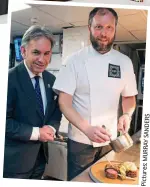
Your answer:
[53,7,138,181]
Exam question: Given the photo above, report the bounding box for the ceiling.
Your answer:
[10,4,148,43]
[72,0,150,5]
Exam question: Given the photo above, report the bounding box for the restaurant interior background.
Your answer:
[8,3,147,181]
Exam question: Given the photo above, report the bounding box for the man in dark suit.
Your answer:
[3,25,62,179]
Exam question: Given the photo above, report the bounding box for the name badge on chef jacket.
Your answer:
[108,63,121,78]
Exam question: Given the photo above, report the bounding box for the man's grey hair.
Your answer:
[21,25,55,48]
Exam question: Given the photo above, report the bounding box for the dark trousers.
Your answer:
[3,145,46,179]
[67,139,104,181]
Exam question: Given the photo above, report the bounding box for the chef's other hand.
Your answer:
[39,125,55,142]
[84,126,112,143]
[117,114,131,134]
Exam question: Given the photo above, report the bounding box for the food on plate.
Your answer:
[105,164,119,179]
[120,162,138,178]
[104,162,138,180]
[105,168,118,179]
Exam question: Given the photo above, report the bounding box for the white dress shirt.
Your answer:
[24,61,56,141]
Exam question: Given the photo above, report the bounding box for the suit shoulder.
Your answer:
[44,70,56,83]
[7,66,19,89]
[8,65,18,79]
[44,70,56,79]
[8,63,23,77]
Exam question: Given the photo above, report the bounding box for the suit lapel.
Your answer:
[17,63,36,102]
[17,62,43,121]
[42,71,53,121]
[43,71,52,105]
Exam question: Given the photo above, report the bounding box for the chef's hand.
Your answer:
[117,114,131,134]
[84,126,112,143]
[39,125,55,142]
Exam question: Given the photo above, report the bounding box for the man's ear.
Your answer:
[20,46,26,59]
[88,25,91,32]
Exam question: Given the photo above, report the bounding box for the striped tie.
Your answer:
[34,76,44,119]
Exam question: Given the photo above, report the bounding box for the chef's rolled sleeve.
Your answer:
[121,59,138,97]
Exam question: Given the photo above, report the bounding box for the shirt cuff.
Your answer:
[30,127,40,141]
[30,126,56,141]
[48,125,56,137]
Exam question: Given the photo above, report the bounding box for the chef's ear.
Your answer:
[88,24,91,32]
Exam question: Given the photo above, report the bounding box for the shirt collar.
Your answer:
[24,61,43,79]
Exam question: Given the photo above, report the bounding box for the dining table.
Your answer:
[71,130,141,183]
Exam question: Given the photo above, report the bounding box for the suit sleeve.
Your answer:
[48,92,62,134]
[6,75,33,141]
[46,74,62,134]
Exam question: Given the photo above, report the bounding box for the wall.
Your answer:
[131,50,140,79]
[47,54,62,71]
[117,44,132,57]
[0,14,7,24]
[62,26,90,62]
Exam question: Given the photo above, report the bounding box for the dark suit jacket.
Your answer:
[3,62,62,174]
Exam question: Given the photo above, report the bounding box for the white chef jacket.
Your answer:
[53,45,138,147]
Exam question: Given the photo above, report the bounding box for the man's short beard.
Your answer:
[90,32,115,54]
